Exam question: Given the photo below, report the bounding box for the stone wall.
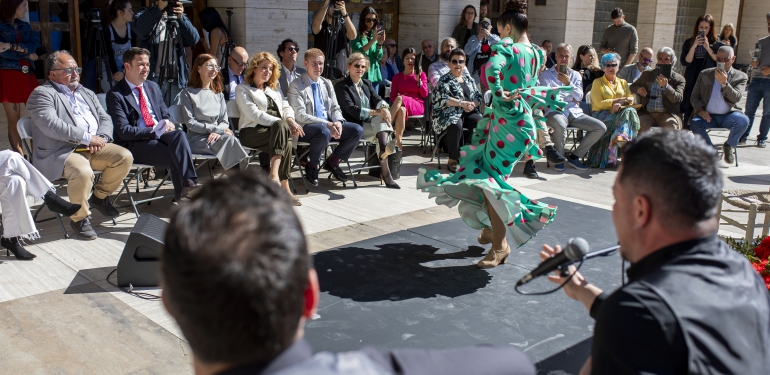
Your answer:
[736,0,768,65]
[398,0,480,54]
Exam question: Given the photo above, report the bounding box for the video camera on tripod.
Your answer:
[156,0,192,105]
[83,8,114,93]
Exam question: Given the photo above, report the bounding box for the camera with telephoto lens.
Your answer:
[88,9,101,23]
[480,20,491,29]
[330,0,349,16]
[165,0,192,15]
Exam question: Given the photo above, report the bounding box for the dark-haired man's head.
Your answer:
[122,47,152,85]
[277,39,300,68]
[611,8,625,26]
[440,37,458,61]
[161,171,319,373]
[613,131,722,262]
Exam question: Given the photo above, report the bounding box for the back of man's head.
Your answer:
[619,131,722,230]
[162,171,309,365]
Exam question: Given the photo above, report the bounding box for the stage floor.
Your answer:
[306,198,622,373]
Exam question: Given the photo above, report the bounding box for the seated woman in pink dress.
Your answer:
[390,47,429,148]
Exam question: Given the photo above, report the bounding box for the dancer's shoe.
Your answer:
[477,227,493,245]
[477,243,511,268]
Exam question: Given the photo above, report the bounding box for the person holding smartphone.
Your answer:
[311,0,357,79]
[630,47,686,133]
[352,7,385,93]
[464,17,500,88]
[680,14,722,129]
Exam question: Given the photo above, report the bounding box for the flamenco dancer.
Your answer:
[417,0,569,268]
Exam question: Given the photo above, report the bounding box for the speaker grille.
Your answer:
[131,214,168,244]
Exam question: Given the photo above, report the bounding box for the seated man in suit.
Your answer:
[689,46,749,165]
[288,48,363,185]
[277,38,306,98]
[27,50,133,240]
[162,171,536,375]
[629,46,686,133]
[223,46,247,131]
[107,47,199,201]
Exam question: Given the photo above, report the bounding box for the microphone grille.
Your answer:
[565,237,589,260]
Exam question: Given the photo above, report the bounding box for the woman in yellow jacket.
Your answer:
[586,52,640,168]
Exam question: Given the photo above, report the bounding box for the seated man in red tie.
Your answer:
[106,47,199,201]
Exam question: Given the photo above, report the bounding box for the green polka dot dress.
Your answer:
[417,37,571,248]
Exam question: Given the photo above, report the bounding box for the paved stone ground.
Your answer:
[0,97,767,373]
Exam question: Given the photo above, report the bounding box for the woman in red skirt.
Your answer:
[0,0,40,155]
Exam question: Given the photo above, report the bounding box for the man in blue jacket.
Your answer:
[132,0,199,105]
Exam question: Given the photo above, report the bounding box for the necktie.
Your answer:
[136,86,156,127]
[311,82,326,120]
[236,75,242,85]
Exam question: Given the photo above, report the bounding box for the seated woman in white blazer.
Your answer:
[235,52,305,205]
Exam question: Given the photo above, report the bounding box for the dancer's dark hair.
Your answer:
[497,0,528,34]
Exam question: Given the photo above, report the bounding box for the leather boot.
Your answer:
[477,227,493,245]
[477,243,511,268]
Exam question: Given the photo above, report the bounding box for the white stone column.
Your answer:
[707,0,741,33]
[636,0,677,63]
[398,0,479,53]
[736,0,769,65]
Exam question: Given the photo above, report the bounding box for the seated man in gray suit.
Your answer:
[288,48,362,186]
[26,50,134,240]
[629,46,686,133]
[277,38,306,98]
[617,47,653,84]
[162,171,535,375]
[689,45,749,165]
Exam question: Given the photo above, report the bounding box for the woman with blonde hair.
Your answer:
[719,23,737,49]
[182,53,249,170]
[235,52,304,205]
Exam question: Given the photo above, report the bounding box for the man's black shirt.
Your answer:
[589,235,770,374]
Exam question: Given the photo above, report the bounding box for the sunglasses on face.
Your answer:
[229,56,247,67]
[642,58,653,63]
[352,63,366,69]
[286,47,300,52]
[605,63,618,68]
[451,59,465,65]
[205,64,221,72]
[52,67,82,75]
[365,17,377,23]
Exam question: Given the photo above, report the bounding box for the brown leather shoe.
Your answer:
[477,243,511,268]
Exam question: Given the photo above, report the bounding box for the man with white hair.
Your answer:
[629,46,686,132]
[539,43,606,171]
[689,46,749,165]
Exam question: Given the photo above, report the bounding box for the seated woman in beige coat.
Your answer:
[235,52,304,206]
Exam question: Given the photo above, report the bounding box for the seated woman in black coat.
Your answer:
[334,52,402,189]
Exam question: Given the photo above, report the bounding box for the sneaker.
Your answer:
[70,217,97,240]
[553,163,565,172]
[723,143,735,164]
[544,145,567,164]
[88,195,120,218]
[523,160,539,179]
[757,139,766,148]
[566,155,588,171]
[738,137,748,145]
[323,162,349,182]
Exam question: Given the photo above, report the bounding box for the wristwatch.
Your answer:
[342,13,348,18]
[721,82,729,89]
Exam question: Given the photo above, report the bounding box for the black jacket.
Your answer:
[334,76,385,125]
[106,79,170,145]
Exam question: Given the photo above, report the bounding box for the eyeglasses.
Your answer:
[51,67,82,75]
[642,58,653,63]
[286,47,300,52]
[205,64,221,72]
[450,59,466,65]
[229,56,247,68]
[352,63,367,69]
[365,17,377,23]
[605,63,618,68]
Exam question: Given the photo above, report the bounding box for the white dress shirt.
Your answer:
[52,81,100,145]
[283,64,298,85]
[125,79,171,129]
[705,70,732,115]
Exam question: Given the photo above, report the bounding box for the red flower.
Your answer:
[755,237,770,260]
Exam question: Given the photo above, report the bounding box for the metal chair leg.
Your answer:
[55,213,70,239]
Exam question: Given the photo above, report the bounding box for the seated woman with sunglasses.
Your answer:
[235,52,303,205]
[585,53,640,169]
[390,48,427,149]
[431,49,482,172]
[181,54,249,170]
[335,53,402,188]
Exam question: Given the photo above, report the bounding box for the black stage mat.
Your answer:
[307,198,622,374]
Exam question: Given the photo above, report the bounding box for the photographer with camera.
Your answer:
[464,17,499,88]
[132,0,200,105]
[311,0,356,80]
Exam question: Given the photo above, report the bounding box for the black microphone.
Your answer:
[517,237,589,286]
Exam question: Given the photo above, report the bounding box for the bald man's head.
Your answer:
[229,47,249,75]
[639,47,654,68]
[421,39,435,58]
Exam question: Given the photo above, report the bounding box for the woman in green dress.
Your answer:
[351,7,385,93]
[416,0,570,268]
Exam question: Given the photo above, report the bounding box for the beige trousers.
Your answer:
[62,144,133,221]
[639,112,680,134]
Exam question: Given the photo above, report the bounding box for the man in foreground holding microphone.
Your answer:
[540,130,770,374]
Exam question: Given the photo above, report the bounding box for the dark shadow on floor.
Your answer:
[728,175,770,185]
[64,266,118,294]
[315,243,490,302]
[535,337,592,375]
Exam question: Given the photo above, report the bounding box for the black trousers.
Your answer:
[122,130,197,200]
[445,112,481,160]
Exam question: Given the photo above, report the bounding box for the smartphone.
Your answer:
[558,64,567,74]
[376,21,385,31]
[717,62,725,71]
[655,64,672,79]
[698,30,705,38]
